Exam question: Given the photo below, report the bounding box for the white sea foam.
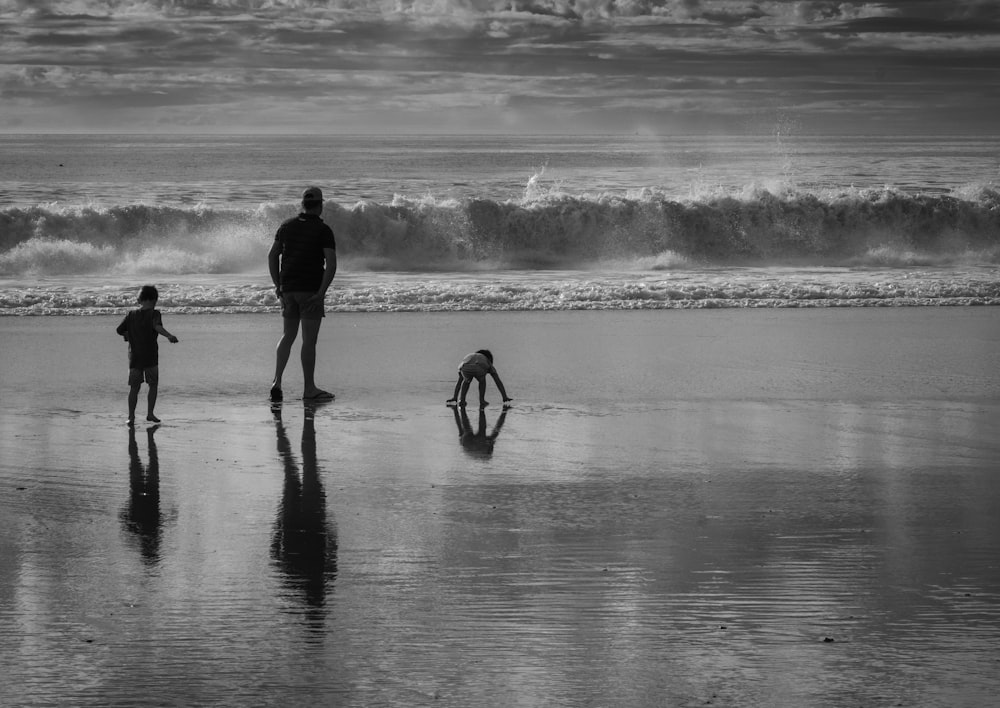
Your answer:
[2,268,998,315]
[3,185,998,279]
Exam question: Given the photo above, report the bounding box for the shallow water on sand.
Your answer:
[2,310,999,706]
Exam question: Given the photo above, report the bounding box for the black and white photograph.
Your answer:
[1,1,998,706]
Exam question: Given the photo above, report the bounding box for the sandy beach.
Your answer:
[2,308,999,707]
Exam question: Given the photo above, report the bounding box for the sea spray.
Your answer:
[6,186,997,277]
[298,186,1000,267]
[0,204,280,276]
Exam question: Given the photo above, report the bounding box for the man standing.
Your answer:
[269,186,337,402]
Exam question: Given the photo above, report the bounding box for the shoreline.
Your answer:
[3,299,999,317]
[2,265,999,315]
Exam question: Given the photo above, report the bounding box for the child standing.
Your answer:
[116,285,179,426]
[446,349,512,409]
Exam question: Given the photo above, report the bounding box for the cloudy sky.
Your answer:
[1,0,998,134]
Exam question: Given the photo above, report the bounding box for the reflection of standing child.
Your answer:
[116,285,179,426]
[446,349,512,409]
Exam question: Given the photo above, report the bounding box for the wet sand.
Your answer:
[2,309,999,707]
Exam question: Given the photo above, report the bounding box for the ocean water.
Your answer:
[1,134,999,314]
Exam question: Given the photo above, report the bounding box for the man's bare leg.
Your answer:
[300,318,331,399]
[272,316,299,399]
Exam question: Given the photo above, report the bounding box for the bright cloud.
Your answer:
[0,0,998,133]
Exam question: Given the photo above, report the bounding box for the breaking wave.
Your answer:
[2,185,1000,278]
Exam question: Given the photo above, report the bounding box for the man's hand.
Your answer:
[306,291,326,305]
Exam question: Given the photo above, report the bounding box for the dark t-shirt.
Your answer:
[274,213,337,292]
[116,308,163,369]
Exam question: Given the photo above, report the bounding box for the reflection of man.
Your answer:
[271,410,337,614]
[121,426,161,565]
[454,406,508,458]
[268,186,337,403]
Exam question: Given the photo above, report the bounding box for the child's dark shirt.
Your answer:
[116,308,163,369]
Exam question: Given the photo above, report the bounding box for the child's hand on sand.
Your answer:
[446,398,457,406]
[168,335,179,343]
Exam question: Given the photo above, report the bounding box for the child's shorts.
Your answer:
[281,291,325,320]
[128,366,159,387]
[459,364,489,380]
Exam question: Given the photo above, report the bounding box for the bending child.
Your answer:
[116,285,179,426]
[446,349,512,409]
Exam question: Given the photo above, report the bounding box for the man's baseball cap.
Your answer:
[302,186,324,204]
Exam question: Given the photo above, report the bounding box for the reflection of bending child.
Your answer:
[446,349,512,408]
[454,405,508,457]
[116,285,179,426]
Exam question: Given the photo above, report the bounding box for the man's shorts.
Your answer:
[281,291,325,320]
[128,366,158,387]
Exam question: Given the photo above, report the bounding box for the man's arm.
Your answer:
[268,240,282,295]
[307,247,337,303]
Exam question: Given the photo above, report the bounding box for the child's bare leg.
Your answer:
[458,377,472,406]
[478,377,488,407]
[146,383,160,423]
[127,384,141,425]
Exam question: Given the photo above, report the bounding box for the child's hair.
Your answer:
[139,285,159,302]
[476,349,493,363]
